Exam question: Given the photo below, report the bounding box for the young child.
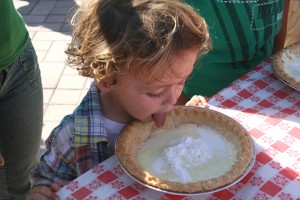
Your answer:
[27,0,210,199]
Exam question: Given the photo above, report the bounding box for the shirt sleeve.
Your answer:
[30,115,77,187]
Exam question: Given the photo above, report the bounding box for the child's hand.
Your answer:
[27,182,61,200]
[185,95,209,108]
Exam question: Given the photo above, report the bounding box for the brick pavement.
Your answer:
[14,0,90,157]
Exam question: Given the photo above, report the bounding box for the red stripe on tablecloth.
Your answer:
[254,80,268,89]
[288,128,300,139]
[256,152,273,164]
[72,187,92,199]
[213,189,235,199]
[249,128,265,139]
[260,181,282,196]
[280,167,299,180]
[271,141,290,152]
[97,171,118,184]
[118,186,139,199]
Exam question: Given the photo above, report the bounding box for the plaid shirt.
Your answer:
[30,82,113,186]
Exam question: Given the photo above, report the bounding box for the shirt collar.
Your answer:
[73,82,108,147]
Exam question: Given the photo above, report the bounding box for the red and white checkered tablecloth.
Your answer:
[56,59,300,200]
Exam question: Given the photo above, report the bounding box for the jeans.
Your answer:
[0,40,43,200]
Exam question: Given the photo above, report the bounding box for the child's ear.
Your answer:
[96,81,112,92]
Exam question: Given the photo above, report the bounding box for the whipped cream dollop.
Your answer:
[290,60,300,71]
[137,124,237,183]
[287,60,300,81]
[163,136,211,182]
[283,52,300,81]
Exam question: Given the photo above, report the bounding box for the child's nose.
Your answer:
[162,85,182,106]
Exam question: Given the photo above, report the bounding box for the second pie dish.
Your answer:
[272,42,300,91]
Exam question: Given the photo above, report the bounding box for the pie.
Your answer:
[115,107,254,193]
[272,42,300,90]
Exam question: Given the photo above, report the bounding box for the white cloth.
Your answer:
[103,117,126,154]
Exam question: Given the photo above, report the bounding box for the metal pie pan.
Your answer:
[115,107,256,196]
[118,147,255,196]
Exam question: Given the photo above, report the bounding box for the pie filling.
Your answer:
[137,124,237,183]
[285,59,300,81]
[273,42,300,89]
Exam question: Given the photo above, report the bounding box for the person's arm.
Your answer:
[175,92,209,107]
[273,0,290,54]
[26,183,61,200]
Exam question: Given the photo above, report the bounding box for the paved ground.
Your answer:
[14,0,90,157]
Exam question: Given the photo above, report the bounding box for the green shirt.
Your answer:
[183,0,284,97]
[0,0,28,70]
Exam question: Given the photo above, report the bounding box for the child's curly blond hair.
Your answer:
[66,0,210,85]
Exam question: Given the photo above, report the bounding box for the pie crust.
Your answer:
[272,42,300,90]
[115,107,254,193]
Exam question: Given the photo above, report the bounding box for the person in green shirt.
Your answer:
[177,0,290,104]
[0,1,43,199]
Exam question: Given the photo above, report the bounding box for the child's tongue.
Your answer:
[151,112,168,127]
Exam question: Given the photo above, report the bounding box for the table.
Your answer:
[56,59,300,200]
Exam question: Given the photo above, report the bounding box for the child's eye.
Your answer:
[147,92,163,98]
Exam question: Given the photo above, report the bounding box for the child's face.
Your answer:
[106,50,198,126]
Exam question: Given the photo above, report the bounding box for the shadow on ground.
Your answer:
[15,0,81,159]
[17,0,79,35]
